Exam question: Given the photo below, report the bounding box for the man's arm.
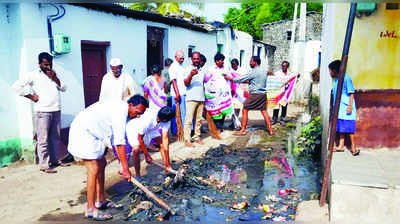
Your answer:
[184,68,198,87]
[12,72,39,102]
[115,145,131,181]
[171,79,180,102]
[48,70,66,91]
[138,134,152,164]
[347,93,354,114]
[233,72,254,83]
[161,130,169,153]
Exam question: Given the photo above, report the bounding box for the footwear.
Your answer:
[85,209,113,221]
[96,199,122,210]
[184,141,194,147]
[352,150,360,156]
[280,117,290,122]
[279,120,286,126]
[51,161,72,167]
[272,118,278,125]
[40,167,57,173]
[333,147,345,152]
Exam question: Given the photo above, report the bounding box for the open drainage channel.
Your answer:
[109,118,321,222]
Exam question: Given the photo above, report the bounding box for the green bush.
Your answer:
[294,116,322,160]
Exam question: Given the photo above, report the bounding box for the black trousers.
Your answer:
[273,105,287,120]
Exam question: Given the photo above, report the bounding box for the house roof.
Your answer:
[261,11,322,28]
[253,39,277,51]
[70,3,210,33]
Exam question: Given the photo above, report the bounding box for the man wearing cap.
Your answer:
[99,58,139,102]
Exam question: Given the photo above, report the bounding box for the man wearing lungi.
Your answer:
[225,56,274,136]
[68,95,148,221]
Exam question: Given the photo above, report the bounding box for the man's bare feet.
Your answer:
[233,130,247,136]
[333,146,345,152]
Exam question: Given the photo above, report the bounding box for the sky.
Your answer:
[180,2,241,22]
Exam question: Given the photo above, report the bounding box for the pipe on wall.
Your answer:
[46,4,66,55]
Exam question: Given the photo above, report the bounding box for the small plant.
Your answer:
[294,116,322,160]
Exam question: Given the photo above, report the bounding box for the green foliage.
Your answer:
[294,116,322,160]
[311,95,319,108]
[129,2,198,19]
[224,3,323,39]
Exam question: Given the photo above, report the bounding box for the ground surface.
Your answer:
[0,106,327,223]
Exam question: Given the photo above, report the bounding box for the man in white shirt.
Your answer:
[13,52,67,173]
[273,60,296,125]
[169,50,187,135]
[126,106,175,177]
[68,95,148,221]
[99,58,138,102]
[183,51,205,147]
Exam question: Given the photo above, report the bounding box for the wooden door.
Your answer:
[147,26,164,76]
[81,41,109,107]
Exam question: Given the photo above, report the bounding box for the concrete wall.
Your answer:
[320,3,400,150]
[262,13,322,71]
[1,3,255,166]
[331,3,400,89]
[319,3,336,162]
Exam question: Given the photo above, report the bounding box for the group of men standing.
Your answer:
[12,50,297,221]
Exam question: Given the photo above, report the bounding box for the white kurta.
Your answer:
[168,60,187,97]
[99,72,138,102]
[126,110,170,147]
[68,101,128,159]
[12,68,67,112]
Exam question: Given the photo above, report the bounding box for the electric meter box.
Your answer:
[356,3,377,13]
[53,33,71,54]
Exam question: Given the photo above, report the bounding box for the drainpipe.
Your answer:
[47,4,66,55]
[320,3,357,207]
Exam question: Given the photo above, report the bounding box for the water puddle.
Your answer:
[107,114,321,222]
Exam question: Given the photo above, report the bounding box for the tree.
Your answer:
[224,3,322,40]
[128,2,200,19]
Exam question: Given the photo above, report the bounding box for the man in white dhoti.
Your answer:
[68,95,148,221]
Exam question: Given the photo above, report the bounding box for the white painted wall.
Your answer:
[233,30,253,71]
[320,3,335,162]
[3,2,256,148]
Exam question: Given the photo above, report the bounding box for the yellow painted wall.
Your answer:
[333,3,400,89]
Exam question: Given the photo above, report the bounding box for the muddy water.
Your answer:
[108,121,321,222]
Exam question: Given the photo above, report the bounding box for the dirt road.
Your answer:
[0,108,314,222]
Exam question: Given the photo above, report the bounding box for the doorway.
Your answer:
[80,40,110,107]
[147,26,164,76]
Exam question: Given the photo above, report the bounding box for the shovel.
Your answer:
[151,161,212,187]
[129,177,174,214]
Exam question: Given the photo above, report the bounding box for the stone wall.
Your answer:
[262,12,322,71]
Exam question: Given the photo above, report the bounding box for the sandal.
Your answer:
[85,209,113,221]
[352,150,360,156]
[40,167,57,173]
[333,148,345,152]
[96,199,122,210]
